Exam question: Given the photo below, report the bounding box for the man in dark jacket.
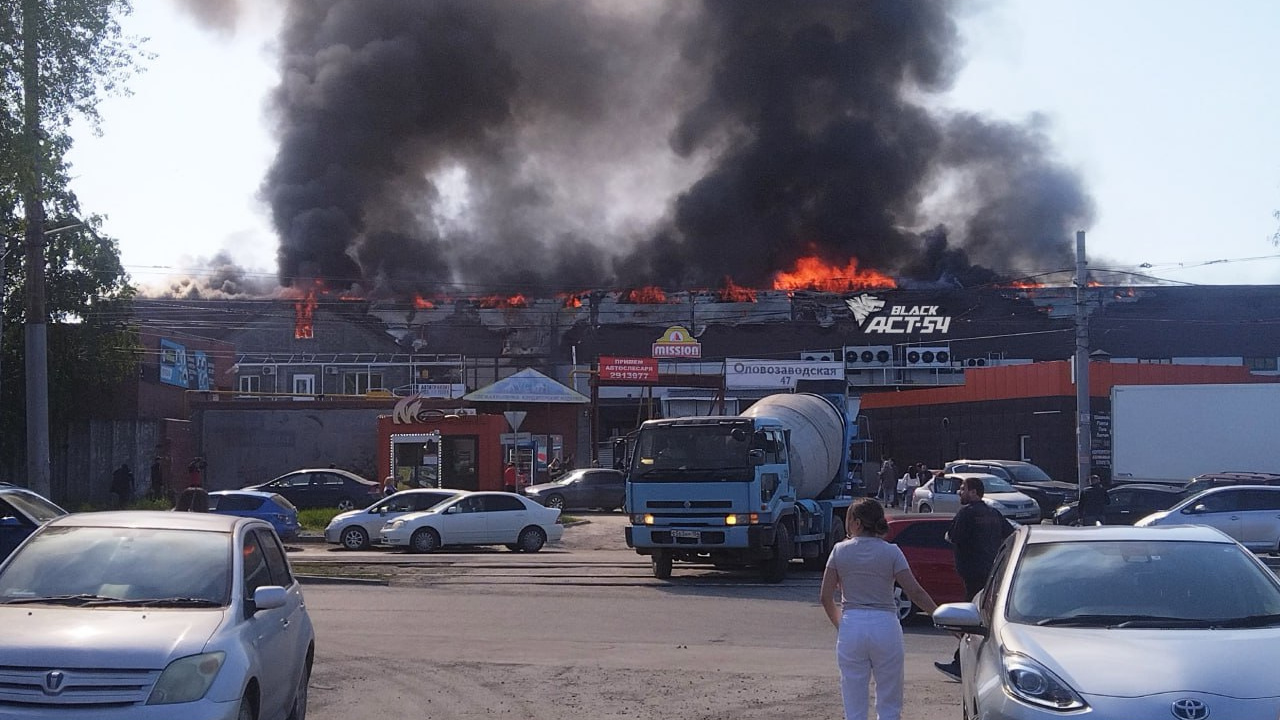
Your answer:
[935,475,1015,681]
[110,463,135,508]
[1078,474,1110,526]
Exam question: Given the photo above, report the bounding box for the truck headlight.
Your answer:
[632,514,655,525]
[147,652,225,705]
[725,514,758,525]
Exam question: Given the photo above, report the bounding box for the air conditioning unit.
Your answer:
[261,366,275,375]
[904,346,951,367]
[325,366,339,375]
[800,351,836,362]
[845,345,894,368]
[963,357,989,368]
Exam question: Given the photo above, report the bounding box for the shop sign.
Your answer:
[652,326,701,358]
[599,356,659,382]
[726,358,845,390]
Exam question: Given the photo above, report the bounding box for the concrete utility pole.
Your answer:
[21,0,51,496]
[1074,230,1091,493]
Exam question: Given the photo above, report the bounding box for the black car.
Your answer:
[945,459,1080,519]
[0,486,67,560]
[1052,482,1186,526]
[245,468,383,510]
[522,468,626,511]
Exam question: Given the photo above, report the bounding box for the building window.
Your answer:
[1137,358,1171,365]
[1018,434,1032,462]
[1246,357,1278,371]
[239,375,261,393]
[344,372,384,395]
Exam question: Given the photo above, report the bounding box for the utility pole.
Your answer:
[1074,230,1090,494]
[21,0,51,496]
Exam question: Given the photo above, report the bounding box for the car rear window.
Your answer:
[269,494,297,512]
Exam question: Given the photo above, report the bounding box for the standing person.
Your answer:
[879,457,899,504]
[1077,473,1109,526]
[934,475,1015,681]
[186,457,207,488]
[383,474,399,497]
[110,463,135,508]
[149,456,165,501]
[901,464,922,512]
[503,462,519,493]
[821,498,938,720]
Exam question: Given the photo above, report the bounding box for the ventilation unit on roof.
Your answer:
[845,345,894,368]
[325,366,339,375]
[904,346,950,367]
[261,366,275,375]
[800,351,836,362]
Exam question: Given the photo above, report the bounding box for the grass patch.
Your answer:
[299,508,342,532]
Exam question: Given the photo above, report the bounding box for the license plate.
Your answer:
[671,529,700,540]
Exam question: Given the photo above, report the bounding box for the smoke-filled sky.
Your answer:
[69,0,1280,297]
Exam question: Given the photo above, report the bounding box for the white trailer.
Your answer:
[1110,383,1280,484]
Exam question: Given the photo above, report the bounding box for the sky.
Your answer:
[66,0,1280,292]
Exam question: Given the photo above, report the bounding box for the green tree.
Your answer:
[1,1,145,485]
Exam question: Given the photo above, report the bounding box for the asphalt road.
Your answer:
[292,512,965,719]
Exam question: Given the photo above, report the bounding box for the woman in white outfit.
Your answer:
[821,498,938,720]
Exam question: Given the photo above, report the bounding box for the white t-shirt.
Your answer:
[825,536,909,613]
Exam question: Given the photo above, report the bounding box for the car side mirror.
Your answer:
[932,602,988,637]
[250,585,287,613]
[445,506,459,514]
[0,516,22,528]
[1186,504,1207,515]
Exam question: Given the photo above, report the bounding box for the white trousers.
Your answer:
[836,608,905,720]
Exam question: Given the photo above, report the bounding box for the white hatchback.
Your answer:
[0,511,313,720]
[380,491,563,553]
[912,472,1041,523]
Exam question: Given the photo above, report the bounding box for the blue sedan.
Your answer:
[208,490,301,540]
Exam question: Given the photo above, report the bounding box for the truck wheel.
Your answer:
[803,516,843,571]
[652,551,673,579]
[761,523,793,583]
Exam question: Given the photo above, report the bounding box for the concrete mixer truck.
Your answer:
[623,390,860,582]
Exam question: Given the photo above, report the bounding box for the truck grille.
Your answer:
[645,500,733,509]
[0,665,158,707]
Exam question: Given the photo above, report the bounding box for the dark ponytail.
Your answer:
[848,497,890,537]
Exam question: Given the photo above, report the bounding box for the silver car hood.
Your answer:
[1003,623,1280,698]
[0,606,225,669]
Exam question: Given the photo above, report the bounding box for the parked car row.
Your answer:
[323,489,565,553]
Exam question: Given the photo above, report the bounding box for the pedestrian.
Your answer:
[548,455,563,480]
[383,474,399,497]
[149,456,165,501]
[901,464,923,512]
[187,457,207,488]
[174,486,210,512]
[1077,473,1109,526]
[878,457,898,504]
[821,498,938,720]
[503,462,519,493]
[110,463,135,508]
[934,475,1015,681]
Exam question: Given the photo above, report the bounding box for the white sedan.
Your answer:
[912,472,1041,523]
[324,488,463,550]
[380,491,563,553]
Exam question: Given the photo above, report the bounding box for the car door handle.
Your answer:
[280,618,290,628]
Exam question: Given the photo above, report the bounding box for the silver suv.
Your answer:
[0,511,314,719]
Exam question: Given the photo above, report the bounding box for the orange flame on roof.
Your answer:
[477,294,528,309]
[293,290,317,339]
[717,277,757,303]
[557,292,584,308]
[1001,280,1043,289]
[413,294,435,310]
[772,255,897,292]
[620,286,669,304]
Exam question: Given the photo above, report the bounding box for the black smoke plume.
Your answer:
[261,0,1094,296]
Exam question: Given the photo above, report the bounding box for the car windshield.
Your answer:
[1005,465,1053,483]
[1008,540,1280,627]
[3,492,65,523]
[983,477,1017,493]
[0,526,231,606]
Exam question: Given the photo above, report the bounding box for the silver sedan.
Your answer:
[934,524,1280,719]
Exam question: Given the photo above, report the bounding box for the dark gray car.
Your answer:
[523,469,626,511]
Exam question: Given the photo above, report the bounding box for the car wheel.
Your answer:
[919,503,933,514]
[336,498,356,511]
[652,550,673,579]
[339,526,369,551]
[517,526,547,552]
[237,690,257,720]
[545,494,565,510]
[410,527,441,553]
[286,656,311,720]
[893,585,917,623]
[761,522,792,583]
